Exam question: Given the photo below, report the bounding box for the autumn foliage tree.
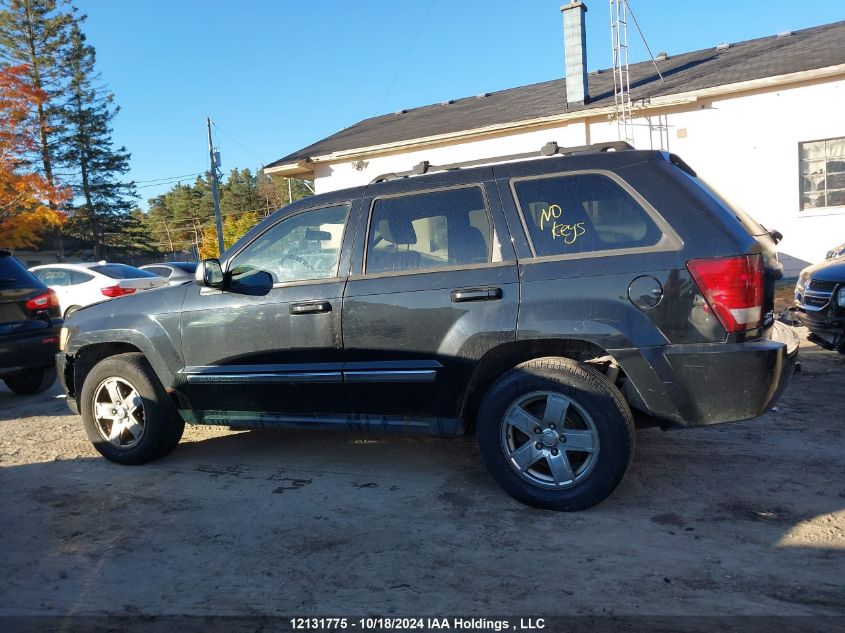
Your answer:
[0,64,65,247]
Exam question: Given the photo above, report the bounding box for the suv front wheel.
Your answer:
[80,353,184,464]
[476,357,634,511]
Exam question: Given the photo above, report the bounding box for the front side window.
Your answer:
[514,173,663,258]
[228,204,348,289]
[800,137,845,210]
[366,187,492,274]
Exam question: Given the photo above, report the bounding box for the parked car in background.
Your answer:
[140,262,197,286]
[56,144,798,511]
[825,241,845,260]
[0,250,61,394]
[794,254,845,353]
[30,262,166,318]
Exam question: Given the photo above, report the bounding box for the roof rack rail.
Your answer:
[369,141,634,184]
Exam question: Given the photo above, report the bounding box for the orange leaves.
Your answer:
[0,65,67,248]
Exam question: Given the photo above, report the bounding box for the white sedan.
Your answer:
[29,262,166,318]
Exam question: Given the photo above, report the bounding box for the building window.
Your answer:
[800,137,845,211]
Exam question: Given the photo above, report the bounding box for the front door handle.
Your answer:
[289,301,332,315]
[450,287,503,303]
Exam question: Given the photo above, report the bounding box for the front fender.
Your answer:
[64,287,188,389]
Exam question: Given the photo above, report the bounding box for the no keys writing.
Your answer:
[539,204,586,245]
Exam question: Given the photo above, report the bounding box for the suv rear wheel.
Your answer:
[80,353,184,464]
[3,366,56,395]
[476,357,634,511]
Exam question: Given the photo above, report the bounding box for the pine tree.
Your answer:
[57,20,137,259]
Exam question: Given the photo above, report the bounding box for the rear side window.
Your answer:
[144,266,172,278]
[513,173,663,257]
[0,255,41,288]
[90,264,157,279]
[366,187,493,274]
[69,270,94,284]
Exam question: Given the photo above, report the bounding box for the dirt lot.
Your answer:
[0,327,842,619]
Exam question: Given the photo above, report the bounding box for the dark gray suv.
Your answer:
[56,143,798,510]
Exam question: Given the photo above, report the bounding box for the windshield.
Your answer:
[90,264,158,279]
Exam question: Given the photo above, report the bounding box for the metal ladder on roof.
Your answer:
[610,0,635,146]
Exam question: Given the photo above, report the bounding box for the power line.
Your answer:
[134,171,205,184]
[210,121,266,166]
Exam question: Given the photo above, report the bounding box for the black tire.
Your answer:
[476,357,634,511]
[64,305,80,319]
[80,352,184,465]
[3,366,56,395]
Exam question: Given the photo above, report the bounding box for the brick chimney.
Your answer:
[561,1,589,104]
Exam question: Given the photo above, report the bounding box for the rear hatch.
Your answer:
[671,160,782,332]
[0,252,60,337]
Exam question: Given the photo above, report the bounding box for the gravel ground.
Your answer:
[0,327,842,618]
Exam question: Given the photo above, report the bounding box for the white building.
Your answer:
[265,7,845,275]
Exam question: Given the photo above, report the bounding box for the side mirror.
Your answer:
[195,259,224,289]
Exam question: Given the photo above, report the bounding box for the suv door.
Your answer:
[178,201,358,425]
[342,171,519,433]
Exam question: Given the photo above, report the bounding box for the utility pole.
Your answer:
[207,117,224,256]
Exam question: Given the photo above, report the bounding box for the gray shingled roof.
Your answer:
[269,19,845,167]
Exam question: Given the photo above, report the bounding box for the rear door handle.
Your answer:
[450,287,503,303]
[289,301,332,315]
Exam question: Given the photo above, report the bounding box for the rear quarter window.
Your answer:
[513,173,663,257]
[90,264,157,279]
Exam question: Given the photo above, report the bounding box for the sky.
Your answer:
[79,0,845,208]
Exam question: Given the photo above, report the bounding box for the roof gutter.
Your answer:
[263,63,845,177]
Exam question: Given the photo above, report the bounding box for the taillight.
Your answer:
[24,288,59,311]
[687,254,763,333]
[101,285,136,298]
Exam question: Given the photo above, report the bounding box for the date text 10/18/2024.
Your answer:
[290,617,547,631]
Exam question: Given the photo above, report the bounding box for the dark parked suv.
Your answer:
[793,254,845,353]
[56,143,798,510]
[1,250,62,394]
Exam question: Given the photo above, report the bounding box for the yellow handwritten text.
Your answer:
[539,204,563,230]
[539,204,587,244]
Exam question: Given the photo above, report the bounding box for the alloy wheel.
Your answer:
[500,390,600,489]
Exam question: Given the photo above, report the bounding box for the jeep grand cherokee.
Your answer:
[56,143,798,510]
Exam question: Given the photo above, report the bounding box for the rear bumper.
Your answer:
[0,326,61,377]
[616,321,799,426]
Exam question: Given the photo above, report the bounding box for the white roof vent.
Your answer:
[656,51,669,61]
[777,30,794,38]
[716,42,732,50]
